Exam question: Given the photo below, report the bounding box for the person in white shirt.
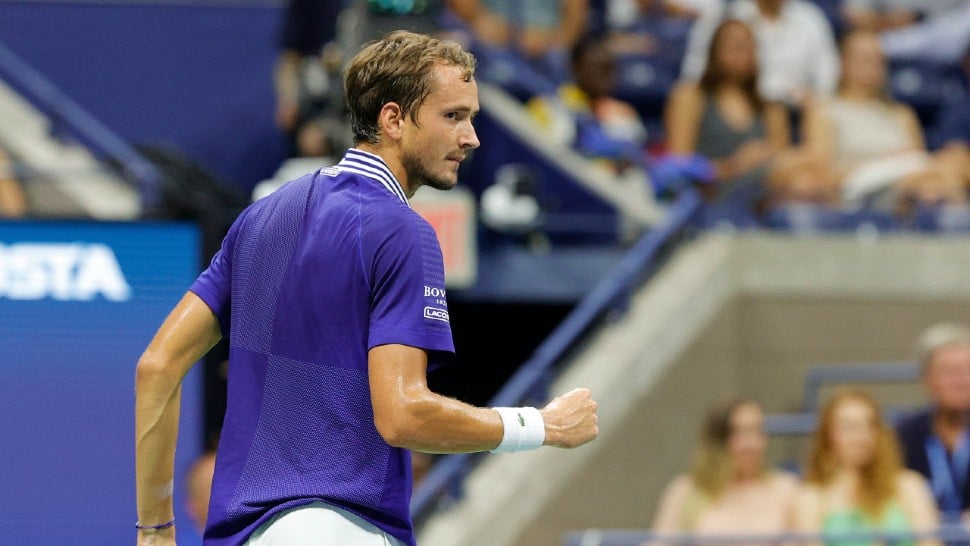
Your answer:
[680,0,840,106]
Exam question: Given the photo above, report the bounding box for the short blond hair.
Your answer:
[914,322,970,373]
[344,30,476,145]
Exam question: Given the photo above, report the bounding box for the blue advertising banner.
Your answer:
[0,221,205,545]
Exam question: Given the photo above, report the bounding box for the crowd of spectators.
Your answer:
[267,0,970,230]
[650,322,970,543]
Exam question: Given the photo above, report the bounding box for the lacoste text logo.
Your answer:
[423,306,449,322]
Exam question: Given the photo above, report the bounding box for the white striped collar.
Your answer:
[337,149,410,207]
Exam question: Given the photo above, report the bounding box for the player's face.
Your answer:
[401,63,480,192]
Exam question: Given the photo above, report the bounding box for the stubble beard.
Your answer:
[402,148,457,192]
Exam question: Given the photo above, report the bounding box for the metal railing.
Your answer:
[410,189,704,524]
[565,525,970,546]
[0,40,160,210]
[802,362,920,412]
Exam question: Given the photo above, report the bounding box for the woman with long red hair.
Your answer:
[795,389,939,546]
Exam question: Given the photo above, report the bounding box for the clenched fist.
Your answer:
[540,388,599,449]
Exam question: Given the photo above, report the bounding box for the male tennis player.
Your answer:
[135,31,599,546]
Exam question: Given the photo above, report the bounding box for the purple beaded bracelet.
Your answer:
[135,519,175,531]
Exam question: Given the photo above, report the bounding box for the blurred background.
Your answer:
[1,0,970,544]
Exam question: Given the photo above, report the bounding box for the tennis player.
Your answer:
[135,30,599,546]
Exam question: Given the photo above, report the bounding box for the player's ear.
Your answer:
[378,102,405,142]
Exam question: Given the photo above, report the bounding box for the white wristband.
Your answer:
[490,406,545,453]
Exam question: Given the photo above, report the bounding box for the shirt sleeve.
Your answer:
[364,210,455,368]
[189,207,250,335]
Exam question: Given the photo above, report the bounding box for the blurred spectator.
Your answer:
[681,0,840,107]
[878,1,970,66]
[607,0,722,25]
[274,0,345,150]
[803,30,969,211]
[795,389,940,546]
[185,450,217,535]
[356,0,447,40]
[293,115,352,160]
[0,148,27,218]
[665,19,837,209]
[896,324,970,523]
[842,0,967,32]
[650,399,799,536]
[928,44,970,162]
[663,0,723,20]
[446,0,590,78]
[527,32,649,170]
[603,0,708,59]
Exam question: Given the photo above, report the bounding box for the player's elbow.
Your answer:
[374,416,410,448]
[374,397,436,449]
[135,352,178,389]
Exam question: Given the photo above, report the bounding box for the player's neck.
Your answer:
[353,143,415,198]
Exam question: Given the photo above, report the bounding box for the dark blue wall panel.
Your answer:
[0,1,288,192]
[0,220,204,545]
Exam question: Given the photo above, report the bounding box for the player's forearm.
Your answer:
[377,391,504,454]
[134,357,183,524]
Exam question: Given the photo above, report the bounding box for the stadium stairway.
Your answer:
[0,76,139,219]
[417,232,970,546]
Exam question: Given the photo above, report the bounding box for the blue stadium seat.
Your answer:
[624,17,692,67]
[613,54,679,122]
[889,61,966,128]
[766,204,898,233]
[693,202,764,231]
[471,45,560,102]
[913,205,970,233]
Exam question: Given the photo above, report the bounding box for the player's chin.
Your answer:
[425,172,459,191]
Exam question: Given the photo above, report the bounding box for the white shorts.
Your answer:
[244,502,404,546]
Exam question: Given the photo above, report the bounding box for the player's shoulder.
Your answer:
[359,195,435,251]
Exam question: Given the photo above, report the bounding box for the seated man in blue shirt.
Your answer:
[134,30,599,546]
[896,323,970,523]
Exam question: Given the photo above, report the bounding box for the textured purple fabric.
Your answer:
[190,149,454,546]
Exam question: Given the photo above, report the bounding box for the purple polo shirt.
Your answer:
[190,149,454,546]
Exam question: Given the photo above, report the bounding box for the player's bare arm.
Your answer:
[135,292,222,544]
[368,344,598,454]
